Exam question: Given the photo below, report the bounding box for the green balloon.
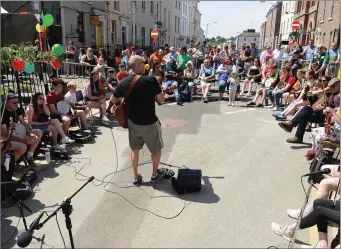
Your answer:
[24,62,35,74]
[52,44,63,56]
[43,14,54,27]
[135,39,140,44]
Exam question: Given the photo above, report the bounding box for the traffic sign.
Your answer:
[151,29,158,40]
[292,20,300,30]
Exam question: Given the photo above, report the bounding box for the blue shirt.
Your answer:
[200,67,215,82]
[303,45,316,60]
[217,64,233,81]
[329,49,340,62]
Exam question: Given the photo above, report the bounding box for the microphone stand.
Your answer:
[33,176,94,249]
[17,198,33,231]
[288,175,314,249]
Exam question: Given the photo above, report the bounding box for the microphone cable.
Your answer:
[63,123,191,219]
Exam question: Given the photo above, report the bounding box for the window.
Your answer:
[175,16,177,33]
[330,1,335,18]
[178,17,180,34]
[141,27,145,46]
[164,8,166,26]
[77,12,84,43]
[175,1,177,8]
[168,10,170,30]
[142,1,145,10]
[254,38,257,41]
[243,37,246,42]
[111,20,117,45]
[156,2,159,20]
[322,0,326,21]
[133,1,136,8]
[329,31,333,47]
[114,1,119,11]
[311,1,315,7]
[135,25,137,39]
[150,1,154,14]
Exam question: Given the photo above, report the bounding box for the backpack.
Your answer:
[180,85,192,102]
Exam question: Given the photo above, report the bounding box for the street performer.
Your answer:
[111,55,166,185]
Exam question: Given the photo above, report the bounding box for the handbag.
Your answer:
[111,75,141,129]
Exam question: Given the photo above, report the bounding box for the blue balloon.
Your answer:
[24,62,35,74]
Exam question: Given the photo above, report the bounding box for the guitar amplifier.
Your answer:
[172,169,202,195]
[51,148,69,160]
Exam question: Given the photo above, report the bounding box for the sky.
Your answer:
[198,1,276,39]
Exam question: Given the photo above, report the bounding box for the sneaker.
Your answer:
[204,97,208,103]
[239,92,245,96]
[271,107,279,111]
[286,137,303,144]
[101,116,110,123]
[227,102,231,106]
[256,103,263,107]
[276,115,287,121]
[151,169,166,182]
[272,112,282,118]
[26,157,38,167]
[278,121,293,133]
[265,104,275,109]
[61,136,75,145]
[300,242,323,248]
[246,93,252,97]
[231,103,235,107]
[271,222,294,238]
[247,102,256,106]
[286,209,301,220]
[133,174,143,186]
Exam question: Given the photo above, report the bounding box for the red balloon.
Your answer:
[51,59,62,69]
[11,58,25,71]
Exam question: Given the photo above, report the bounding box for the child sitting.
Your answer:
[64,82,90,131]
[228,71,240,107]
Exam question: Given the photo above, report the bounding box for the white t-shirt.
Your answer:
[65,91,77,104]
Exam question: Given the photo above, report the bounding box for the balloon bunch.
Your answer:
[11,14,64,72]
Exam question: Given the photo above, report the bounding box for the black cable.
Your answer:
[63,126,191,219]
[55,212,66,249]
[301,176,308,199]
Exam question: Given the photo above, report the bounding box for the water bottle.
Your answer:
[45,149,51,163]
[4,154,10,171]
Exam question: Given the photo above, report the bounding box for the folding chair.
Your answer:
[75,90,94,127]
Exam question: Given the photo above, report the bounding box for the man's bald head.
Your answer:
[129,55,145,75]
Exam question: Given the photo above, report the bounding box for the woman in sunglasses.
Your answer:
[27,93,75,147]
[81,47,98,66]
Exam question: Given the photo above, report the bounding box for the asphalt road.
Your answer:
[3,93,317,248]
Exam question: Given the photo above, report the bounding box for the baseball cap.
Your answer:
[5,91,18,100]
[328,78,340,87]
[169,47,175,52]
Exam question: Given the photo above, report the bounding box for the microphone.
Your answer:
[17,212,45,248]
[88,176,95,182]
[303,168,331,177]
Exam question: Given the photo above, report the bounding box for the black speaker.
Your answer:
[171,169,202,195]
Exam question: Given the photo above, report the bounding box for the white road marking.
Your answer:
[166,102,177,106]
[225,109,256,115]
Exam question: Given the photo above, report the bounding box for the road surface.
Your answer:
[2,94,321,248]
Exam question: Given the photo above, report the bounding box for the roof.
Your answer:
[236,32,260,38]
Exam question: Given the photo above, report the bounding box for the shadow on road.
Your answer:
[142,175,222,204]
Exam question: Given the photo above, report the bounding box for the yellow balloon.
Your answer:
[145,64,150,70]
[36,24,43,33]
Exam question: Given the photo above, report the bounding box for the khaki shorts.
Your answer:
[128,119,164,154]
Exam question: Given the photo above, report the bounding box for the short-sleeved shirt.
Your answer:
[177,53,192,71]
[64,91,77,104]
[1,107,24,128]
[310,52,330,66]
[117,71,128,81]
[46,91,64,111]
[328,49,340,63]
[150,53,162,64]
[199,67,215,82]
[217,64,232,81]
[286,76,296,92]
[113,75,161,125]
[107,77,118,87]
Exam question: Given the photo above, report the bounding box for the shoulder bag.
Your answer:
[111,75,141,129]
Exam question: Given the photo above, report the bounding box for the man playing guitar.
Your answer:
[1,92,42,165]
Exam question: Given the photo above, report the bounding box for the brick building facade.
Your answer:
[315,0,340,47]
[263,1,282,49]
[294,1,319,46]
[260,22,266,49]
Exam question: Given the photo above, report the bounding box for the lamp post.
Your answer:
[205,21,217,39]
